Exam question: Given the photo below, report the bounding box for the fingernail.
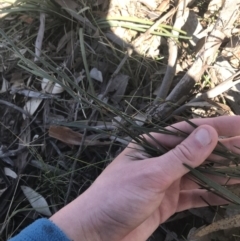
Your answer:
[195,128,211,146]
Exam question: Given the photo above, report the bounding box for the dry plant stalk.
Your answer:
[171,71,240,116]
[151,0,240,118]
[154,0,191,101]
[34,13,45,62]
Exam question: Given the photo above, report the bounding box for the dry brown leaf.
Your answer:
[49,126,111,146]
[19,15,34,24]
[49,126,83,145]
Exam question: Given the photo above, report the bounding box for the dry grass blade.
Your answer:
[79,28,95,96]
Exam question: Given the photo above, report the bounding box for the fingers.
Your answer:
[220,136,240,153]
[196,136,240,163]
[147,125,218,190]
[177,189,229,212]
[169,116,240,137]
[148,116,240,148]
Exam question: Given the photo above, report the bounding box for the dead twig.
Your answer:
[0,100,30,117]
[195,72,240,100]
[34,12,45,62]
[171,71,240,116]
[154,0,190,101]
[0,147,27,159]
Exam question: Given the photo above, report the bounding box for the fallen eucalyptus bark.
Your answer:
[149,0,240,119]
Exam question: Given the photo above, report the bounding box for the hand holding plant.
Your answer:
[50,116,240,241]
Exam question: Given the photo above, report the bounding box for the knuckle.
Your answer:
[172,143,194,163]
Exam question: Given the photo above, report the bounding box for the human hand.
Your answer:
[50,116,240,241]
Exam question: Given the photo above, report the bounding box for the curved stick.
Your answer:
[154,0,189,102]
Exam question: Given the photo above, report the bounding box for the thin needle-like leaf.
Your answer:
[79,28,95,96]
[185,164,240,205]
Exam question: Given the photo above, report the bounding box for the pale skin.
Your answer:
[50,116,240,241]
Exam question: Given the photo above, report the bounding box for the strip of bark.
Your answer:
[189,210,240,239]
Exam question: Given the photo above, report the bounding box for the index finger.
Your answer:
[150,116,240,148]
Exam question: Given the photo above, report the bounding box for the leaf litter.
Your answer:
[0,0,240,240]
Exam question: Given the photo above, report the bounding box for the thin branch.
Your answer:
[0,100,30,117]
[154,0,189,101]
[171,71,240,116]
[34,12,45,62]
[0,147,27,158]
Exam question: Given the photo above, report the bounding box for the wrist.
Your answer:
[50,192,102,241]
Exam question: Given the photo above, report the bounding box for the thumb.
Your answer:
[148,125,218,188]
